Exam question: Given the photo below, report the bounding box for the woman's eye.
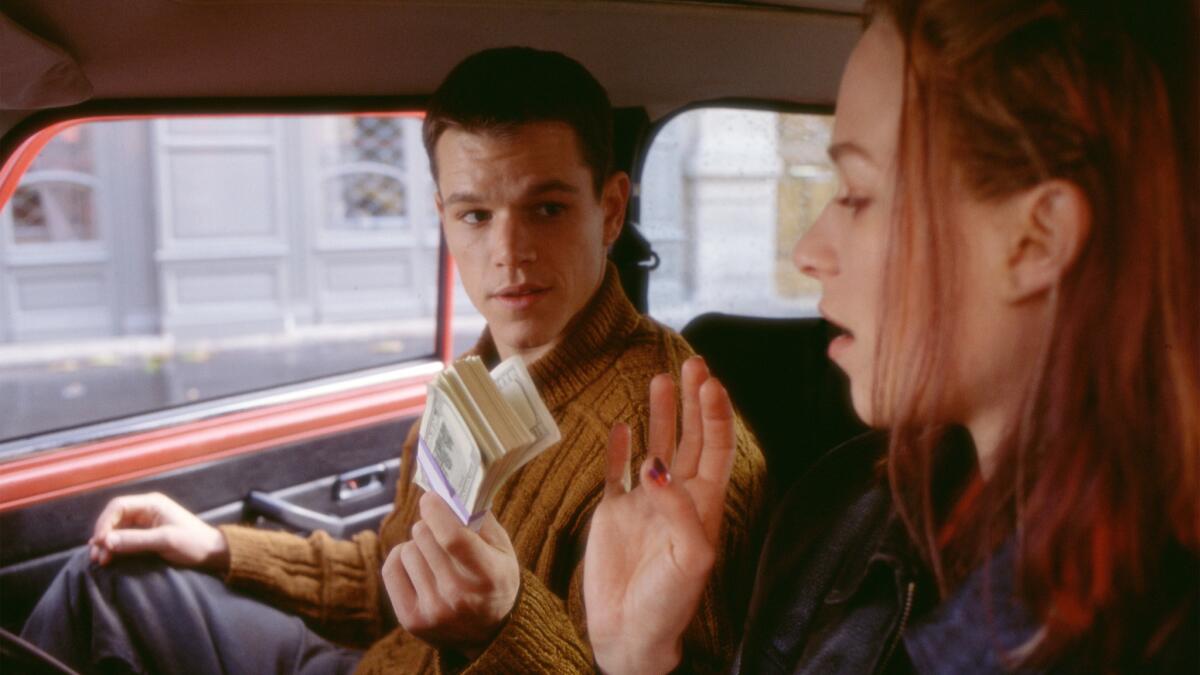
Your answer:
[836,195,871,214]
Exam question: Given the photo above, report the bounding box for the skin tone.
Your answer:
[585,18,1091,674]
[436,122,629,363]
[88,120,634,658]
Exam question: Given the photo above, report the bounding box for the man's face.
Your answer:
[435,122,629,362]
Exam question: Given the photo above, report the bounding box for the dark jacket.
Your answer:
[731,433,1200,675]
[731,432,920,675]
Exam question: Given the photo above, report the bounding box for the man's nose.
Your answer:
[490,211,536,267]
[793,204,837,281]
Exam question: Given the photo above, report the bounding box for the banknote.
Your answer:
[415,355,561,526]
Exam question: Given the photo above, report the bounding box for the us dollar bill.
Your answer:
[492,356,559,447]
[416,386,483,521]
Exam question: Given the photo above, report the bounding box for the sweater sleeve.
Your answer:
[439,419,767,675]
[218,425,426,646]
[219,524,386,643]
[438,569,595,675]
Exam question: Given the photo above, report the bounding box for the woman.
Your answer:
[583,0,1199,673]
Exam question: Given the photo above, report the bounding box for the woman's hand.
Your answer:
[584,357,737,675]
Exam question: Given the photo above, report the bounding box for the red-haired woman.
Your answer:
[582,0,1199,673]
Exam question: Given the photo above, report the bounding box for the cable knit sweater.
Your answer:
[218,265,767,674]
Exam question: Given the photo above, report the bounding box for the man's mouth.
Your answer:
[491,284,551,309]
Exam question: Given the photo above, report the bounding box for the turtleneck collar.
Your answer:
[468,261,643,410]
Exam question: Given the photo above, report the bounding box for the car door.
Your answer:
[0,110,465,635]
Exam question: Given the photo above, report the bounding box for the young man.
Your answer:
[23,48,766,674]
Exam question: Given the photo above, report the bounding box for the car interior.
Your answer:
[0,0,869,655]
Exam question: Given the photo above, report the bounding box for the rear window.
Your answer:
[0,114,482,445]
[639,107,834,328]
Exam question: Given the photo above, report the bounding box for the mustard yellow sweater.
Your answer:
[219,266,767,674]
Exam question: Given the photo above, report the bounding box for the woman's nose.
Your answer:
[793,205,837,281]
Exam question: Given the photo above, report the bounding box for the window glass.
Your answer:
[639,108,834,329]
[0,114,483,444]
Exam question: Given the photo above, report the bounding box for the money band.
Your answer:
[418,435,488,529]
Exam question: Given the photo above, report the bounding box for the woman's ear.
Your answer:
[1003,180,1091,302]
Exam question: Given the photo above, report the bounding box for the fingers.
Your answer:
[101,528,171,556]
[604,423,633,498]
[417,492,494,579]
[673,356,710,479]
[638,457,717,578]
[382,544,418,617]
[90,493,171,563]
[400,539,440,605]
[696,378,736,486]
[411,520,462,591]
[694,378,737,538]
[91,493,176,543]
[647,373,677,466]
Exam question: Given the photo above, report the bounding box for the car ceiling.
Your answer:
[0,0,862,158]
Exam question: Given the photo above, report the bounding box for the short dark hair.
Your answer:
[422,47,614,195]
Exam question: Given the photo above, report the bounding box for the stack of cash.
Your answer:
[415,355,561,527]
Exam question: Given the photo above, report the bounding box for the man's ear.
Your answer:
[434,190,444,220]
[1003,180,1091,302]
[601,171,631,247]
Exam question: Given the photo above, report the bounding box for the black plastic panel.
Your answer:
[0,416,414,634]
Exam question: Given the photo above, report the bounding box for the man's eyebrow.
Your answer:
[442,191,483,207]
[827,141,875,165]
[526,180,580,197]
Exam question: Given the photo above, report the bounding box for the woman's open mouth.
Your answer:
[825,318,855,361]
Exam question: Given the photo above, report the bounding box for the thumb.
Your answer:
[105,527,170,556]
[476,513,514,554]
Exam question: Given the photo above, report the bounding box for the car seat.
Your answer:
[681,313,868,498]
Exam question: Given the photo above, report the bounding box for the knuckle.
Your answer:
[444,535,470,559]
[445,592,474,616]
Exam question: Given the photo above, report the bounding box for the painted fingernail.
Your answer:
[649,457,671,487]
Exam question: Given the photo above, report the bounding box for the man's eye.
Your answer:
[461,210,490,225]
[534,202,567,218]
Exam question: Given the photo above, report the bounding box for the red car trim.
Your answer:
[0,111,446,513]
[0,375,435,512]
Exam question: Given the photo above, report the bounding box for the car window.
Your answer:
[639,107,834,329]
[0,114,482,447]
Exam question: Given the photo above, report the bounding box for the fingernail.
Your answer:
[648,457,671,487]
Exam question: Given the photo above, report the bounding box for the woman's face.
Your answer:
[794,20,903,425]
[797,20,1044,445]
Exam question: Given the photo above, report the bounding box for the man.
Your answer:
[23,47,766,674]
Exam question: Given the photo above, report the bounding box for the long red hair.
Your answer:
[868,0,1200,669]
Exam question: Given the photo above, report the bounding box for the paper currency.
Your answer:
[416,355,561,526]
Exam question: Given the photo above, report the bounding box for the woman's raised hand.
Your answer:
[583,356,737,675]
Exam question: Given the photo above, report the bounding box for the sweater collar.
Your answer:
[469,262,642,410]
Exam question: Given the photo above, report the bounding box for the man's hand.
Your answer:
[382,492,520,656]
[89,492,230,571]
